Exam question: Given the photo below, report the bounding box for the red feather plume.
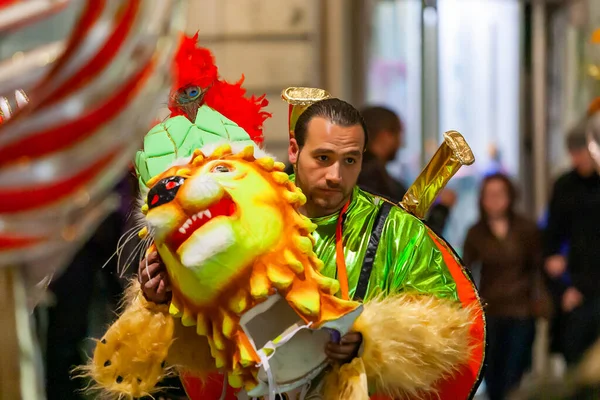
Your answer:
[168,32,271,147]
[171,33,217,91]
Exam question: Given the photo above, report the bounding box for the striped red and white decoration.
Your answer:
[0,0,185,300]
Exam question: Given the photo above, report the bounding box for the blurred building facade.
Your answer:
[185,0,600,247]
[1,0,597,227]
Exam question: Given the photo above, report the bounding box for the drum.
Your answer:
[239,293,363,398]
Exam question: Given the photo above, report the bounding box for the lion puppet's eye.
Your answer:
[147,176,185,210]
[211,164,231,173]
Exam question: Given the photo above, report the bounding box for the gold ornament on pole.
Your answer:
[401,130,475,219]
[281,87,331,139]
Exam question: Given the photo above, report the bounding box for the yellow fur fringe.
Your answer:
[323,358,370,400]
[76,280,217,399]
[324,293,475,400]
[75,280,175,399]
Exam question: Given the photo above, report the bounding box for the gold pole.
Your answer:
[0,266,44,400]
[400,130,474,219]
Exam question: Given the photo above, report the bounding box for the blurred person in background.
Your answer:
[357,105,406,199]
[463,173,548,400]
[513,101,600,400]
[543,120,600,367]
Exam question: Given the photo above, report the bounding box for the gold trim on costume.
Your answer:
[281,87,331,138]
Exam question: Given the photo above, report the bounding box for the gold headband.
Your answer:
[281,87,331,139]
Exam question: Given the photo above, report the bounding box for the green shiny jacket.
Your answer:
[305,184,459,302]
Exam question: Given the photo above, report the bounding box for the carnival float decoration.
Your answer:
[0,1,185,399]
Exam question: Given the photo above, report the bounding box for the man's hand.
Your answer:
[138,251,171,304]
[562,287,583,312]
[325,332,362,364]
[545,254,567,278]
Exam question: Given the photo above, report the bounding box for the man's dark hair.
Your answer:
[294,98,368,149]
[566,116,589,151]
[360,106,403,140]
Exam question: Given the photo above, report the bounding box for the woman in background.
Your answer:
[463,173,547,400]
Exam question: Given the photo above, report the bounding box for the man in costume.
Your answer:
[69,32,482,399]
[137,75,485,399]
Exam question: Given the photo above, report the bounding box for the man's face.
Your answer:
[570,147,596,177]
[288,117,364,218]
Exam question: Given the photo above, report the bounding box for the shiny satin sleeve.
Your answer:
[367,205,459,301]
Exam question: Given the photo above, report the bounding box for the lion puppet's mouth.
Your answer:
[169,195,236,251]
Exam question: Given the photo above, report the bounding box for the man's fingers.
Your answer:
[156,278,168,296]
[147,251,159,264]
[326,343,357,355]
[325,348,354,361]
[139,252,157,271]
[340,332,362,345]
[145,271,166,290]
[325,348,347,360]
[325,334,362,363]
[140,262,163,284]
[146,262,164,277]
